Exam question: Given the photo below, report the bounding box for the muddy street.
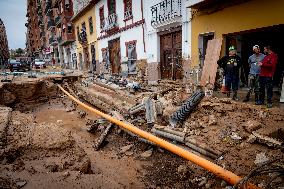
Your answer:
[0,72,283,189]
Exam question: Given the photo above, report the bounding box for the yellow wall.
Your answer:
[191,0,284,67]
[73,5,98,63]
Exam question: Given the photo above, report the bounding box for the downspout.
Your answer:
[140,0,146,53]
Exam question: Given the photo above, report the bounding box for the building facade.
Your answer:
[0,19,9,65]
[26,0,42,58]
[72,0,98,71]
[144,0,191,82]
[189,0,284,86]
[95,0,146,75]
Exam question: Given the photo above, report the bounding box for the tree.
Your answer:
[15,48,24,56]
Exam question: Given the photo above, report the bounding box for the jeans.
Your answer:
[259,76,273,103]
[225,74,239,92]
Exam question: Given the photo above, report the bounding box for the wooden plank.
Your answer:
[200,38,223,86]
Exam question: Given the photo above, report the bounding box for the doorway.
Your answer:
[160,28,182,80]
[225,24,284,87]
[83,47,89,70]
[108,38,121,74]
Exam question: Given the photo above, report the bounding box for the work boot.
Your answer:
[243,93,250,102]
[232,91,238,101]
[255,100,264,105]
[226,92,231,98]
[255,93,260,103]
[267,103,272,108]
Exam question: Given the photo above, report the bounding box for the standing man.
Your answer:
[217,46,242,100]
[257,45,278,108]
[244,45,266,102]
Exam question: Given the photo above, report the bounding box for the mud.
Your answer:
[0,76,283,189]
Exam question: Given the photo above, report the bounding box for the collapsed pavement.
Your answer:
[0,72,283,189]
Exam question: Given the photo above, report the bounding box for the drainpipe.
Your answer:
[140,0,146,53]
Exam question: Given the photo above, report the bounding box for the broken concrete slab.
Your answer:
[140,149,153,158]
[120,144,134,154]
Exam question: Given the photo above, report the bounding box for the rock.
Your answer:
[208,115,217,125]
[205,183,211,188]
[243,120,262,132]
[198,177,207,187]
[225,186,233,189]
[177,165,188,175]
[254,152,269,165]
[140,149,153,158]
[259,111,268,119]
[16,180,27,188]
[62,171,70,178]
[247,134,257,143]
[230,132,242,140]
[78,110,86,118]
[125,151,134,156]
[120,144,133,154]
[56,120,63,124]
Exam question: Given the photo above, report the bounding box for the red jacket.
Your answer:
[260,52,278,77]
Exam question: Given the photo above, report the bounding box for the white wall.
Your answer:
[95,0,146,62]
[143,0,192,63]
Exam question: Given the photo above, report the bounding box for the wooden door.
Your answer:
[160,30,182,80]
[108,38,121,74]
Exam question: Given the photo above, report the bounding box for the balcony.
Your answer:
[55,16,61,26]
[79,30,87,45]
[101,13,118,31]
[49,36,57,46]
[47,20,55,30]
[57,36,62,43]
[45,0,52,15]
[40,32,45,37]
[124,9,133,21]
[151,0,182,28]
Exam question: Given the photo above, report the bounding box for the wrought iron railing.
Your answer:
[151,0,182,26]
[102,13,118,31]
[55,16,61,25]
[124,9,133,20]
[47,20,55,29]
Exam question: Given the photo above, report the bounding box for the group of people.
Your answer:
[217,45,278,108]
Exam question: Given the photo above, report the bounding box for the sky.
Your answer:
[0,0,27,49]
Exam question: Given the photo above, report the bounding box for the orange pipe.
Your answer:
[57,85,258,188]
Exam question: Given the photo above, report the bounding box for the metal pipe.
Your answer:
[57,84,258,188]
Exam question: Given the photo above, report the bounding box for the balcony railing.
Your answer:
[101,13,118,31]
[79,30,87,44]
[45,0,52,15]
[55,16,61,26]
[47,20,55,30]
[124,9,133,20]
[57,36,62,43]
[151,0,182,28]
[49,36,57,45]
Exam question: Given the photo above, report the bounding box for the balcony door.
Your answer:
[160,29,182,80]
[107,0,116,15]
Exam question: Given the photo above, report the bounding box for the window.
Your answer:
[99,6,104,29]
[107,0,116,15]
[76,26,80,41]
[124,0,132,20]
[82,22,86,31]
[67,23,72,33]
[89,17,93,34]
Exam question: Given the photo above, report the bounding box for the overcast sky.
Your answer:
[0,0,27,49]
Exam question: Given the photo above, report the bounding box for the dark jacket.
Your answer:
[217,55,242,76]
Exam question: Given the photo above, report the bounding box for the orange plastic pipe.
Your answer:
[57,85,258,188]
